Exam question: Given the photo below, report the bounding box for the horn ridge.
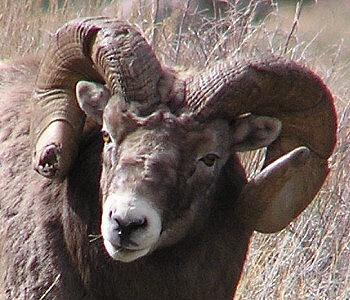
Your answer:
[185,57,337,232]
[31,17,162,179]
[185,57,337,161]
[90,21,163,110]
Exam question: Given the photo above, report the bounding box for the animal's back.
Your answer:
[0,56,39,214]
[0,57,92,299]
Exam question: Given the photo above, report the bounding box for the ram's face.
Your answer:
[99,100,233,262]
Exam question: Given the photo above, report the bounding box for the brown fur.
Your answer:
[0,57,250,299]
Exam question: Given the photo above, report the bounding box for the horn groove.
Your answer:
[185,58,336,161]
[185,58,337,232]
[31,17,162,179]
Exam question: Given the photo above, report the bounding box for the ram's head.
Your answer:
[30,17,336,262]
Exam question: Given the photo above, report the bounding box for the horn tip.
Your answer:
[33,143,61,179]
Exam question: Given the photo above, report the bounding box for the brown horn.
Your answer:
[185,58,337,232]
[31,17,162,179]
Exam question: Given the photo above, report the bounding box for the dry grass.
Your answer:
[236,2,350,299]
[0,0,348,299]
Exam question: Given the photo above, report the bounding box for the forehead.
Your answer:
[102,99,232,155]
[104,100,195,143]
[119,122,193,157]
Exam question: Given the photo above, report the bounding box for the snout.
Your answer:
[101,192,162,262]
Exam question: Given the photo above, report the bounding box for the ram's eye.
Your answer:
[102,130,111,143]
[199,153,220,167]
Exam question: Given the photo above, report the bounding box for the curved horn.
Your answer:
[31,17,162,179]
[185,58,337,232]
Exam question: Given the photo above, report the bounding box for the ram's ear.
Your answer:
[232,115,282,152]
[76,81,111,124]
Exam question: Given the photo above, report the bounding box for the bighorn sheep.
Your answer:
[0,17,336,299]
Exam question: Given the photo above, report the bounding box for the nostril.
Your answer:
[119,218,147,236]
[128,218,147,233]
[110,214,147,238]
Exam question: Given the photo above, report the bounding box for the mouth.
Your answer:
[104,239,152,262]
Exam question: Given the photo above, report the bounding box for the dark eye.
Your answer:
[102,130,111,143]
[199,153,219,167]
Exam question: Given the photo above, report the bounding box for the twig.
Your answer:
[283,0,304,55]
[175,0,191,64]
[39,274,61,300]
[326,38,344,83]
[151,0,160,46]
[89,233,102,243]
